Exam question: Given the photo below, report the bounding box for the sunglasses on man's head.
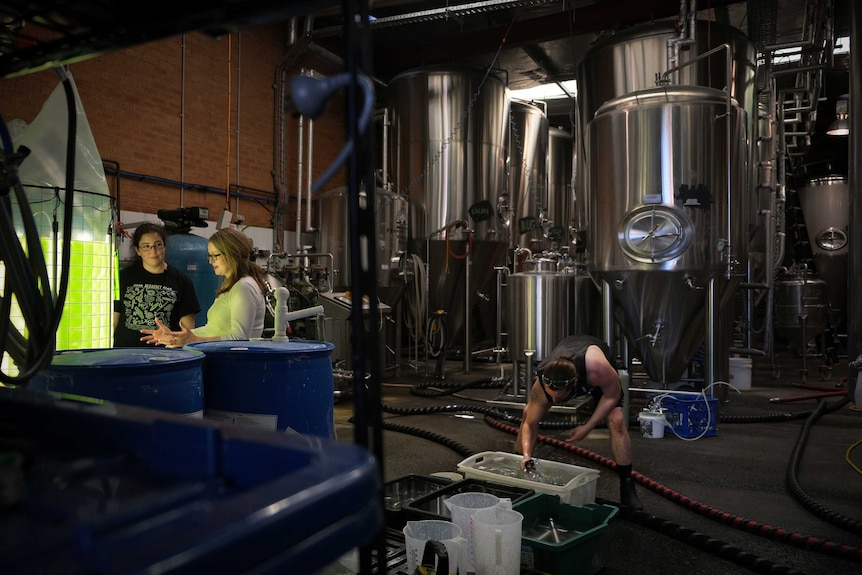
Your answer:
[541,374,576,390]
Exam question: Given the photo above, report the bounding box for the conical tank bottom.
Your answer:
[602,270,710,384]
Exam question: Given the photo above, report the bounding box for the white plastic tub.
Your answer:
[457,452,600,505]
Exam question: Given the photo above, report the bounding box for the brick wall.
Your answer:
[0,22,348,233]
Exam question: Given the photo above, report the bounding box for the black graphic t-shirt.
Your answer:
[113,261,201,347]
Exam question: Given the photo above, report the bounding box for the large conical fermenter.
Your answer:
[387,66,509,346]
[586,86,748,383]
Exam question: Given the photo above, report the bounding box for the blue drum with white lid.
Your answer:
[187,340,335,438]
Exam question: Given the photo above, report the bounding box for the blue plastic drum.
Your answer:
[28,348,205,416]
[187,340,335,438]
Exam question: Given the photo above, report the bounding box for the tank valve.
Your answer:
[684,276,703,291]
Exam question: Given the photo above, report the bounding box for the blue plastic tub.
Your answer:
[187,340,335,437]
[0,385,382,575]
[27,347,204,415]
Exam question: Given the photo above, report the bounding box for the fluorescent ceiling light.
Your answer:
[759,35,849,64]
[510,80,578,101]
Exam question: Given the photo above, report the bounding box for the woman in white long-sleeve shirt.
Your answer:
[142,227,267,348]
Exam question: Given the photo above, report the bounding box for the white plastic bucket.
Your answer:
[443,492,511,573]
[729,357,753,391]
[472,506,523,575]
[402,520,466,575]
[638,412,666,439]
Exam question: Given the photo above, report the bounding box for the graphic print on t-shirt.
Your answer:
[123,283,178,330]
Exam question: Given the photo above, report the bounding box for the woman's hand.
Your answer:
[141,318,193,348]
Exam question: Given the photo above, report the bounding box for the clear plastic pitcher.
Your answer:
[443,492,511,573]
[402,520,466,575]
[472,506,524,575]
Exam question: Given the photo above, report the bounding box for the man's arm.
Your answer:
[516,379,551,467]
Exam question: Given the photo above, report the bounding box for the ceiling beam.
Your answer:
[374,0,747,76]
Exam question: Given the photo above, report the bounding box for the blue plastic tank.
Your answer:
[187,340,335,437]
[27,348,205,415]
[165,232,219,327]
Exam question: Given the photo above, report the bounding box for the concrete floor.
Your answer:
[334,349,862,575]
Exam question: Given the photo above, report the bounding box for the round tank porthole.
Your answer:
[618,205,693,263]
[815,227,847,251]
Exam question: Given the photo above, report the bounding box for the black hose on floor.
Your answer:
[719,396,849,424]
[601,500,809,575]
[785,396,862,537]
[381,402,590,430]
[409,377,506,398]
[350,415,477,459]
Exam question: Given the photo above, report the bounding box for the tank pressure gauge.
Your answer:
[815,227,847,251]
[619,205,693,263]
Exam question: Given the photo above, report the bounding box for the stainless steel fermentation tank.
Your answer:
[316,186,408,304]
[774,268,828,350]
[387,66,509,347]
[585,86,748,384]
[575,20,756,143]
[508,99,549,252]
[547,127,575,251]
[796,175,848,330]
[576,20,756,384]
[508,267,600,382]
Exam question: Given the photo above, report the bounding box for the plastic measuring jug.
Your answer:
[443,491,511,573]
[472,506,524,575]
[402,520,466,575]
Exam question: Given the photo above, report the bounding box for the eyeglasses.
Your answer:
[207,253,223,262]
[541,374,576,391]
[138,242,165,251]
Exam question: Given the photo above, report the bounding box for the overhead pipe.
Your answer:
[108,168,276,205]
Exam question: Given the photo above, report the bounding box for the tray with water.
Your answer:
[457,451,600,505]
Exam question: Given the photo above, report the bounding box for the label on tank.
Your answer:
[468,199,492,222]
[205,408,278,430]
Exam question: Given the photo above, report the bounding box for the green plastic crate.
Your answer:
[514,493,618,575]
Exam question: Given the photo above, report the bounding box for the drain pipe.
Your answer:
[493,265,509,382]
[464,224,472,374]
[306,115,315,233]
[296,112,304,252]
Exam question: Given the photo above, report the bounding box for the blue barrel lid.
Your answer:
[47,348,204,368]
[187,340,334,354]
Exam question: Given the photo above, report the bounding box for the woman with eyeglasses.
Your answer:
[141,227,267,348]
[113,222,201,347]
[515,334,643,510]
